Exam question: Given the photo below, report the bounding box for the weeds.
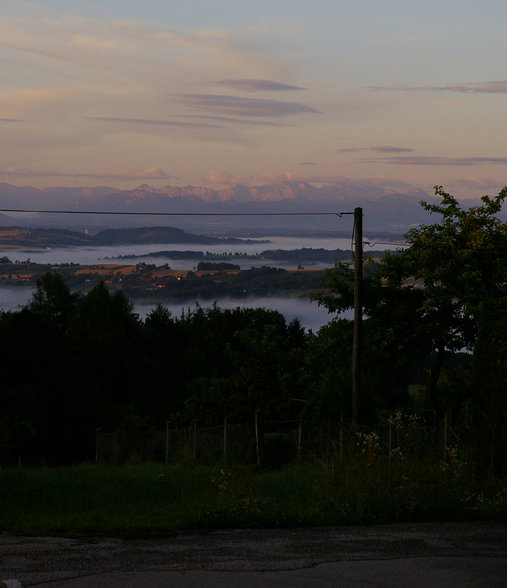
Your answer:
[0,456,505,535]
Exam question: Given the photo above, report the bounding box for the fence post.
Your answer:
[223,415,228,461]
[298,418,303,462]
[443,411,448,458]
[193,420,198,462]
[95,428,101,465]
[388,421,392,467]
[255,410,263,467]
[165,421,169,465]
[339,415,344,461]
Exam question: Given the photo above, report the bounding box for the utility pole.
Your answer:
[352,207,363,425]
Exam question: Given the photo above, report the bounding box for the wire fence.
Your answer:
[95,412,462,467]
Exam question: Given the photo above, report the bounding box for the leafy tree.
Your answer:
[392,185,507,341]
[173,305,307,423]
[317,186,507,420]
[302,319,353,437]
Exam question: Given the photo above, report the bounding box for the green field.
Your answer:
[1,460,505,535]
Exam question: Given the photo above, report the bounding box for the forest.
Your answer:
[0,187,506,478]
[111,246,378,263]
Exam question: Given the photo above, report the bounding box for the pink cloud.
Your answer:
[429,80,507,94]
[125,168,172,179]
[172,94,319,117]
[367,156,507,166]
[447,177,507,191]
[205,171,415,189]
[181,115,281,127]
[370,80,507,94]
[204,170,240,185]
[86,116,220,129]
[214,79,304,92]
[338,145,413,154]
[258,172,300,183]
[370,145,413,153]
[2,167,173,180]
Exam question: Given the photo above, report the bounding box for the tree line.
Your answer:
[0,259,323,298]
[0,187,506,476]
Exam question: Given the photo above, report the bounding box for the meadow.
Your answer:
[1,456,505,535]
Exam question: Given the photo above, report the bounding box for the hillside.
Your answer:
[0,226,267,249]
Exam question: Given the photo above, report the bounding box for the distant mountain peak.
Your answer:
[0,180,441,234]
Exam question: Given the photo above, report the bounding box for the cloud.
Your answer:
[370,145,413,153]
[370,80,507,94]
[0,9,315,161]
[338,145,413,154]
[253,173,416,190]
[201,170,417,188]
[337,147,369,153]
[0,118,23,122]
[446,178,507,191]
[206,170,337,186]
[299,162,320,166]
[172,94,319,117]
[125,168,172,179]
[0,13,293,93]
[2,167,173,180]
[3,167,61,178]
[214,79,304,92]
[257,172,301,183]
[343,176,415,189]
[429,80,507,94]
[369,156,507,166]
[181,115,282,127]
[205,170,240,185]
[85,116,221,129]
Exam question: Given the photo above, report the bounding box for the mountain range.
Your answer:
[0,181,456,236]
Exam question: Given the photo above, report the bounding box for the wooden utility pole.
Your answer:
[352,207,363,424]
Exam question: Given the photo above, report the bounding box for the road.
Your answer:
[1,521,505,587]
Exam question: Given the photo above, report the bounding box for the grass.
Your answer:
[1,458,505,535]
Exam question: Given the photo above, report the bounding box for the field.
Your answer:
[1,460,505,535]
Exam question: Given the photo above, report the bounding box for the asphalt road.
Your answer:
[1,521,505,587]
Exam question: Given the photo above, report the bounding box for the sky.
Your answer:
[1,0,507,198]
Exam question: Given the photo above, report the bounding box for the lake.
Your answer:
[0,235,398,331]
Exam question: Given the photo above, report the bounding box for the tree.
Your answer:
[470,296,507,477]
[29,271,79,331]
[73,282,144,427]
[302,319,353,435]
[172,305,307,423]
[317,186,507,420]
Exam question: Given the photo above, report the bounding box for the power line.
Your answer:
[365,240,408,248]
[0,208,354,217]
